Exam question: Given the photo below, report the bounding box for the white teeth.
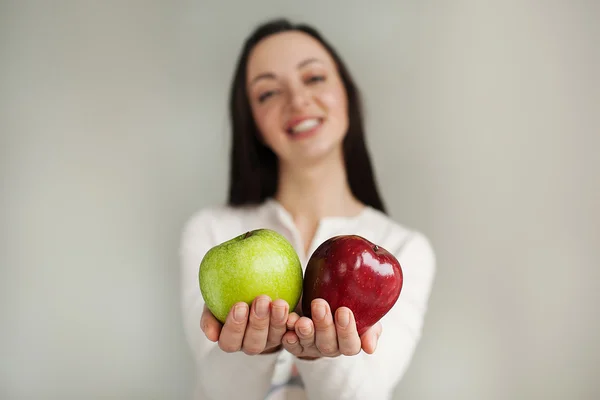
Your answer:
[291,118,320,133]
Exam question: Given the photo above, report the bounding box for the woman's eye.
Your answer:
[306,75,326,84]
[258,90,278,103]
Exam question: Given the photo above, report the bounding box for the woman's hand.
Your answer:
[200,295,289,355]
[282,298,382,359]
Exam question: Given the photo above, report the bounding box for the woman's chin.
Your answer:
[287,141,343,167]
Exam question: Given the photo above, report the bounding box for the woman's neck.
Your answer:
[274,151,364,256]
[274,151,364,223]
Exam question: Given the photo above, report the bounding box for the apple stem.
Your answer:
[244,231,253,239]
[373,245,379,252]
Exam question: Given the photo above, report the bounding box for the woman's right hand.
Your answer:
[200,295,289,355]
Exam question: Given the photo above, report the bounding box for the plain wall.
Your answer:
[1,1,598,399]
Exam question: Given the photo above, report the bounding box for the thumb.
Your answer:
[361,322,383,354]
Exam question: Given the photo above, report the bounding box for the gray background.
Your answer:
[1,0,598,399]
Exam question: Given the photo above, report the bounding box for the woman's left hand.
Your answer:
[282,298,382,359]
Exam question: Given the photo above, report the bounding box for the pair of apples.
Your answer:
[199,229,403,337]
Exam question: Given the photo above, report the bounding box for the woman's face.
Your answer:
[246,31,349,166]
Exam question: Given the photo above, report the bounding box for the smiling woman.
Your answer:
[179,18,436,400]
[226,20,385,216]
[246,38,348,164]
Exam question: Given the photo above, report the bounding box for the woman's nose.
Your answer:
[287,86,311,110]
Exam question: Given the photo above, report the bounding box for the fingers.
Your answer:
[266,299,289,349]
[311,299,339,356]
[287,312,301,331]
[335,307,361,356]
[218,302,249,353]
[282,330,302,355]
[360,322,383,354]
[284,302,366,358]
[200,305,222,342]
[295,316,315,351]
[241,295,272,355]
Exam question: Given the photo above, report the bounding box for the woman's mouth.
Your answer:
[286,118,324,138]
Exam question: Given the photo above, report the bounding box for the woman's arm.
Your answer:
[289,232,436,400]
[179,210,282,400]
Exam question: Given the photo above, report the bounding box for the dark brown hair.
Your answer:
[227,18,386,214]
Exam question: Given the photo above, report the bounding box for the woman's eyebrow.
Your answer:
[250,58,324,86]
[297,58,323,68]
[250,72,276,86]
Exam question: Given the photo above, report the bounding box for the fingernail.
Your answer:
[287,318,296,331]
[272,305,285,322]
[287,336,298,345]
[234,304,247,322]
[255,298,269,318]
[312,304,326,321]
[337,310,349,328]
[299,325,312,335]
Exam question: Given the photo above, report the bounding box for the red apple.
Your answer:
[302,235,403,336]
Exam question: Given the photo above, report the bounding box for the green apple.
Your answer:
[199,228,303,323]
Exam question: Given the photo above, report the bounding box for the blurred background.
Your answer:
[1,0,598,399]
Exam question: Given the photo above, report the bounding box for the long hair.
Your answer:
[227,18,387,214]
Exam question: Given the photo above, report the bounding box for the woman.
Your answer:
[180,18,436,400]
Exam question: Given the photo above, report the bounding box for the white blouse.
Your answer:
[179,198,436,400]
